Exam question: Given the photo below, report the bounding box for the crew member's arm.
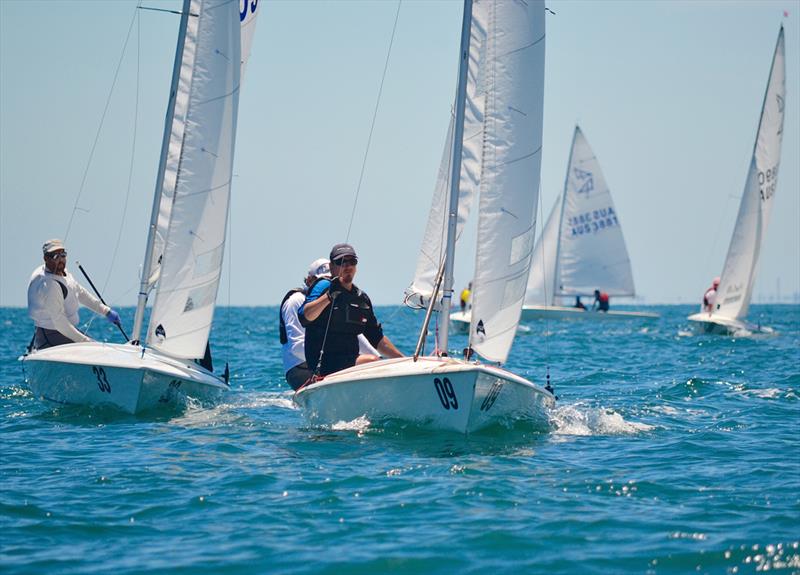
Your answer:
[282,297,305,347]
[299,279,332,323]
[376,335,403,358]
[75,282,110,317]
[362,296,403,358]
[43,280,92,343]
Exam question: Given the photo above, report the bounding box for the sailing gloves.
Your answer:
[106,309,121,325]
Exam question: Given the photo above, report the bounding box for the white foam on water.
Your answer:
[231,391,296,410]
[331,415,372,433]
[651,405,680,415]
[550,403,654,436]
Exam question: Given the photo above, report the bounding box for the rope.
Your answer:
[64,3,140,241]
[102,4,142,296]
[344,0,402,241]
[313,292,340,377]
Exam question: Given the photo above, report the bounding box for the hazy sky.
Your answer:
[1,0,798,308]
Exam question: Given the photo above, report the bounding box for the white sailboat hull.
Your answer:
[452,306,658,332]
[521,305,659,321]
[449,310,471,334]
[686,312,772,336]
[294,357,555,434]
[20,342,227,413]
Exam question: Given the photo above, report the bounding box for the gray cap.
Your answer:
[42,238,65,254]
[329,243,357,262]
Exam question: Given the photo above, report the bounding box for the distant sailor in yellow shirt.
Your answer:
[459,282,472,312]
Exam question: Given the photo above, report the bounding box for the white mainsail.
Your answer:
[146,0,243,358]
[713,27,785,321]
[554,126,634,298]
[468,0,545,363]
[405,8,488,307]
[525,193,561,306]
[149,0,258,292]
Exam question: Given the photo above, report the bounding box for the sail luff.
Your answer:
[524,193,561,307]
[438,0,475,356]
[551,125,578,305]
[714,27,785,321]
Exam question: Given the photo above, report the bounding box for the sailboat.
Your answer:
[294,0,555,433]
[451,125,656,332]
[688,26,785,335]
[20,0,259,413]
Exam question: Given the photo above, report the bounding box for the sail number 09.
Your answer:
[434,378,458,410]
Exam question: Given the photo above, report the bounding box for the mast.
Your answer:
[131,0,192,345]
[438,0,473,356]
[551,125,578,305]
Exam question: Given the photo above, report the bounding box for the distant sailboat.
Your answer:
[295,0,555,433]
[21,0,259,413]
[451,125,656,332]
[688,26,785,335]
[522,126,657,321]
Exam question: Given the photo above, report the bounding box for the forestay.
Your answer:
[555,126,634,298]
[468,0,545,363]
[146,0,242,358]
[714,27,785,321]
[404,9,488,307]
[525,193,561,306]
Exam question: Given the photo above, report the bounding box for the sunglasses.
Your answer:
[47,252,67,260]
[333,257,358,266]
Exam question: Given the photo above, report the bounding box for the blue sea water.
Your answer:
[1,304,798,574]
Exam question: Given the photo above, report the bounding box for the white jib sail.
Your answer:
[147,0,242,358]
[469,0,545,363]
[405,8,488,308]
[525,193,561,307]
[555,126,634,298]
[714,27,785,321]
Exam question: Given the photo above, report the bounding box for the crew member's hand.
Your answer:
[106,309,121,325]
[327,277,342,301]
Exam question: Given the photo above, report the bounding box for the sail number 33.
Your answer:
[92,366,111,394]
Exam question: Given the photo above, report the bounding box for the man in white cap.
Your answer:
[27,239,121,350]
[280,258,331,389]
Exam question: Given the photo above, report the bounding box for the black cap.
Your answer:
[330,243,357,261]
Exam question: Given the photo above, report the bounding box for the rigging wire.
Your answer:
[64,4,141,242]
[102,3,142,297]
[344,0,402,242]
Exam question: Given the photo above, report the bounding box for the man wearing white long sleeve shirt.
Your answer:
[27,239,120,350]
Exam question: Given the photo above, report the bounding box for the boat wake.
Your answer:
[550,402,654,436]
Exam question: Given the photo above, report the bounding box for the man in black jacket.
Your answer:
[299,243,403,377]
